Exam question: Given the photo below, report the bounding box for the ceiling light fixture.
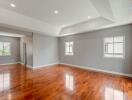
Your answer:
[54,10,59,14]
[88,16,91,19]
[10,3,16,8]
[62,25,65,28]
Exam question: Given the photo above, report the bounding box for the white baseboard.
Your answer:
[33,63,59,69]
[19,63,33,69]
[1,62,131,77]
[19,62,58,69]
[0,62,20,66]
[60,63,132,78]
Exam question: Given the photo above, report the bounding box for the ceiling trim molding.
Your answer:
[0,8,60,36]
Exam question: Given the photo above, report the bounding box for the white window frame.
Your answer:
[0,42,11,56]
[65,41,74,56]
[104,36,125,58]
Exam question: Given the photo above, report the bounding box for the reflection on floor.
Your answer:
[0,64,131,100]
[65,74,74,91]
[0,72,10,92]
[105,87,124,100]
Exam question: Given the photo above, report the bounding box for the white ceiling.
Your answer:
[0,0,131,36]
[0,0,100,27]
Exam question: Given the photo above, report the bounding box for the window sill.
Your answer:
[0,55,11,57]
[65,54,74,56]
[104,55,124,59]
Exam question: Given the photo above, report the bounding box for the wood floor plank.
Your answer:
[0,64,131,100]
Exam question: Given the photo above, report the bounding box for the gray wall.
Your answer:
[59,24,132,75]
[0,35,20,64]
[33,34,59,67]
[20,35,33,66]
[0,26,33,66]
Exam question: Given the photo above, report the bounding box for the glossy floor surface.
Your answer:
[0,64,132,100]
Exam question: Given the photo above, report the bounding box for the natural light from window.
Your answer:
[104,36,125,58]
[65,41,73,55]
[0,72,10,92]
[0,42,11,56]
[65,74,74,91]
[105,87,124,100]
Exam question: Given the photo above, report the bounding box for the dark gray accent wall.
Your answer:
[59,24,132,75]
[0,35,20,64]
[33,34,59,67]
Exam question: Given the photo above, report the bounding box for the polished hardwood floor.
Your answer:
[0,64,131,100]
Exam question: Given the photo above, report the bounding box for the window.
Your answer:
[104,36,125,58]
[65,41,73,55]
[0,42,11,56]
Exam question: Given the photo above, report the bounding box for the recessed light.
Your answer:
[10,3,16,8]
[88,16,91,19]
[54,10,59,14]
[62,25,65,28]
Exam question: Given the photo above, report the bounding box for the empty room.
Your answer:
[0,0,132,100]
